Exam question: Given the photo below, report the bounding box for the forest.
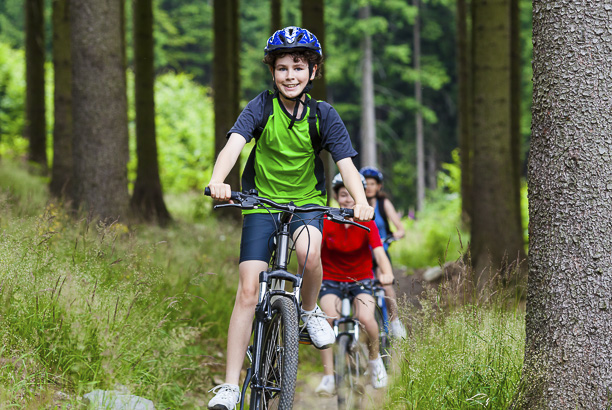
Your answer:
[0,0,610,408]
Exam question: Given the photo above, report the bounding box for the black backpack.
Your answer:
[252,91,322,154]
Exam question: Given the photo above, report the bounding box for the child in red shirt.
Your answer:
[315,174,395,394]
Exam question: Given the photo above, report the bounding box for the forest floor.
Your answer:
[290,267,427,409]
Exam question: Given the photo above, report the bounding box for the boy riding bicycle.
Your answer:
[207,27,374,410]
[315,173,393,395]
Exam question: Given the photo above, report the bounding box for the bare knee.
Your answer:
[236,283,259,309]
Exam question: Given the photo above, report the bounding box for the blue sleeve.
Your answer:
[317,101,358,163]
[227,91,269,143]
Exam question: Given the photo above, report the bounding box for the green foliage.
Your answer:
[0,42,27,157]
[0,161,239,407]
[391,150,467,269]
[126,71,214,194]
[385,304,525,408]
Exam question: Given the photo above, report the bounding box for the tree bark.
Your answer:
[414,0,425,212]
[25,0,47,169]
[514,1,612,407]
[301,0,333,204]
[457,0,472,228]
[358,4,376,169]
[470,0,524,282]
[71,0,130,222]
[50,0,72,198]
[131,0,171,225]
[213,0,241,220]
[270,0,281,35]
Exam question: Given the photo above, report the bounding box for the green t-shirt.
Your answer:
[229,91,357,214]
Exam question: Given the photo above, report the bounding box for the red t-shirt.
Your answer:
[321,218,383,282]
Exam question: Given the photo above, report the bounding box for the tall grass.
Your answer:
[0,160,241,407]
[385,299,525,409]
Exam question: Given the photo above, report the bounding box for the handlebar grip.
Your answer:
[204,187,240,200]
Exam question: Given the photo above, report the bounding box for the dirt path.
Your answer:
[291,268,426,409]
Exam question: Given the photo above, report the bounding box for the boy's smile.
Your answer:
[273,54,316,101]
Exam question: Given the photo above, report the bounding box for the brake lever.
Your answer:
[213,203,242,210]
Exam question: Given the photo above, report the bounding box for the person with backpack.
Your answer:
[360,166,407,339]
[315,173,392,395]
[207,27,373,410]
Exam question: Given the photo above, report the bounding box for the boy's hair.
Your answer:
[262,50,324,79]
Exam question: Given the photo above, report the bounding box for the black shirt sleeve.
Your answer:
[227,91,268,143]
[317,101,358,163]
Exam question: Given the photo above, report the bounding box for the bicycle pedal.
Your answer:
[299,330,313,345]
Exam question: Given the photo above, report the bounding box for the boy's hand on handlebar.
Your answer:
[207,182,232,202]
[352,203,374,222]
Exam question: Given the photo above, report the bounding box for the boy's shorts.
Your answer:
[239,207,324,263]
[319,279,374,299]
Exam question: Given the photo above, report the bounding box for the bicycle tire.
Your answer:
[375,305,391,369]
[335,334,363,410]
[250,297,299,410]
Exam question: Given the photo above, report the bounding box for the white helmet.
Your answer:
[332,173,367,191]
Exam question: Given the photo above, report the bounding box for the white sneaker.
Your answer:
[208,383,240,410]
[390,318,407,339]
[315,374,336,396]
[301,305,335,349]
[368,356,388,389]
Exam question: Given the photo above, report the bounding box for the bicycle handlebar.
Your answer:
[204,187,369,231]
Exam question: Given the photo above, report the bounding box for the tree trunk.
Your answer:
[50,0,72,198]
[510,0,522,232]
[414,0,425,212]
[131,0,171,225]
[514,2,612,407]
[270,0,281,35]
[25,0,47,170]
[457,0,472,228]
[301,0,333,204]
[358,4,376,168]
[470,0,524,283]
[213,0,241,220]
[71,0,130,222]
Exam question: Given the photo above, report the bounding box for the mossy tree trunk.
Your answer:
[301,0,334,204]
[25,0,47,170]
[514,1,612,407]
[457,0,472,228]
[131,0,171,225]
[470,0,525,282]
[50,0,72,198]
[71,0,130,222]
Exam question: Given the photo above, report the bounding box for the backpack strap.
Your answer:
[378,196,392,236]
[253,90,276,143]
[307,96,322,154]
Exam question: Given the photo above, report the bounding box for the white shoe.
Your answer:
[368,356,388,389]
[315,374,336,396]
[301,305,335,349]
[208,383,240,410]
[390,319,407,339]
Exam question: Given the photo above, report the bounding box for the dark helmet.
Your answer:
[265,26,322,56]
[359,166,384,183]
[332,172,367,191]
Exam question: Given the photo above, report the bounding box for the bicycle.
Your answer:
[325,280,372,410]
[205,188,365,410]
[372,279,392,369]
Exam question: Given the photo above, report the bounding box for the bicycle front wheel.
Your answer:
[375,305,391,369]
[251,297,299,410]
[335,334,363,410]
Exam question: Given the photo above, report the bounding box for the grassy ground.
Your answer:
[0,160,526,409]
[0,160,238,408]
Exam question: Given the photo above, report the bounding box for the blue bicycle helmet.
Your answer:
[265,26,322,56]
[332,173,367,191]
[359,166,384,183]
